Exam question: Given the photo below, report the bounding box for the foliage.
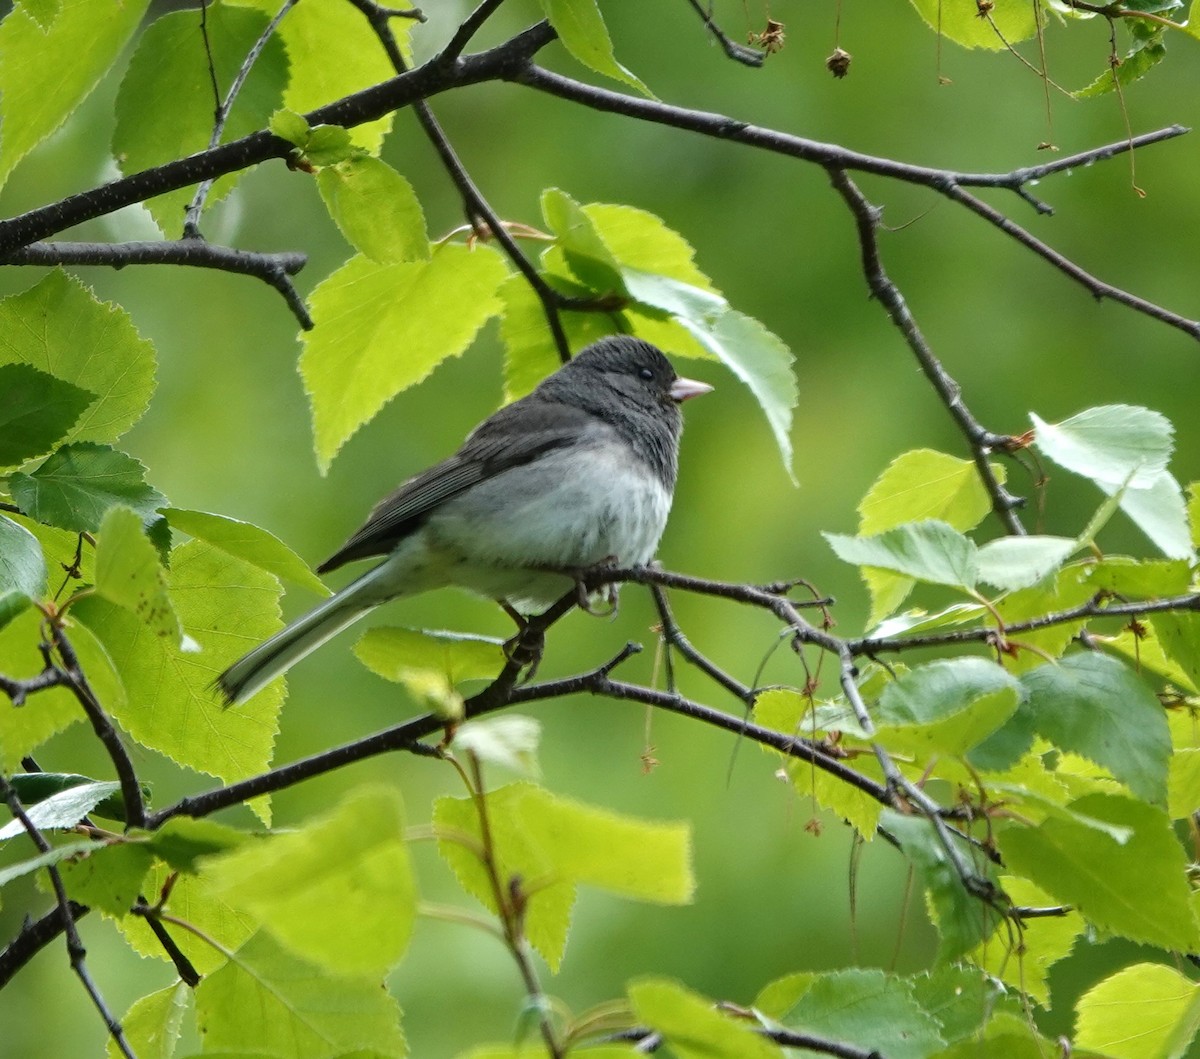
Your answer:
[1,0,1200,1057]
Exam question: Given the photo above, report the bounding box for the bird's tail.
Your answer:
[216,563,394,706]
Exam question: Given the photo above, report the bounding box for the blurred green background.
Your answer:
[2,0,1199,1054]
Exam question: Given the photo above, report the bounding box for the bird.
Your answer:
[216,335,712,705]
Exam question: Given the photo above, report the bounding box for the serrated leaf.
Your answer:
[1075,36,1167,99]
[536,0,652,95]
[0,515,46,628]
[165,508,329,597]
[355,626,505,685]
[73,541,284,805]
[541,187,625,292]
[1152,612,1200,692]
[908,0,1039,48]
[1000,792,1200,950]
[6,771,146,821]
[229,0,412,153]
[0,363,95,467]
[0,838,109,888]
[9,443,165,533]
[301,244,508,471]
[910,965,1017,1042]
[1020,653,1170,804]
[882,810,1003,962]
[768,968,946,1059]
[195,931,407,1058]
[318,156,429,264]
[0,779,119,841]
[1032,405,1173,488]
[108,983,192,1059]
[0,271,157,445]
[498,273,600,401]
[452,716,541,777]
[206,786,416,976]
[825,520,978,590]
[94,506,181,643]
[113,3,288,234]
[1075,962,1200,1059]
[56,841,154,917]
[0,0,150,189]
[975,534,1079,591]
[268,107,309,145]
[628,977,780,1058]
[1108,470,1195,560]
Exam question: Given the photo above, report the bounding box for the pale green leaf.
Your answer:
[453,717,541,777]
[909,965,1016,1043]
[1032,404,1173,488]
[1170,748,1200,820]
[165,508,329,597]
[628,977,781,1058]
[229,0,413,153]
[268,107,309,145]
[0,363,95,467]
[858,449,998,534]
[56,841,153,917]
[146,816,251,874]
[825,520,978,590]
[1020,653,1170,804]
[206,786,416,976]
[0,271,157,445]
[583,203,716,290]
[1108,470,1196,561]
[113,3,288,234]
[768,968,946,1059]
[9,443,165,533]
[908,0,1039,48]
[318,156,429,264]
[0,839,109,888]
[108,983,193,1059]
[0,515,45,629]
[94,506,181,643]
[355,626,505,685]
[301,244,508,471]
[195,931,407,1058]
[1075,37,1167,99]
[975,534,1078,592]
[0,779,119,840]
[73,541,284,801]
[541,187,625,291]
[0,0,150,189]
[536,0,652,95]
[999,793,1200,950]
[1075,962,1200,1059]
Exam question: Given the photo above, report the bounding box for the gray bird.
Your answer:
[217,335,712,705]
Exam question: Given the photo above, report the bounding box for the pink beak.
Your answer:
[669,375,713,402]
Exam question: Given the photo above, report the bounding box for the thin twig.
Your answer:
[683,0,766,66]
[438,0,510,64]
[2,240,311,328]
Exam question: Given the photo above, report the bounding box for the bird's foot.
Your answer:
[500,602,545,682]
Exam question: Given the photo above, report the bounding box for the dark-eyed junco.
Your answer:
[217,336,711,705]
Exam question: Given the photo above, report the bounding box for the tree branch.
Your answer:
[683,0,766,67]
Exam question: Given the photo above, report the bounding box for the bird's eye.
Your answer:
[638,366,654,380]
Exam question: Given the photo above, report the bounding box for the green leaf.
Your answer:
[499,274,582,401]
[541,187,625,292]
[1020,653,1170,804]
[355,626,505,686]
[0,779,119,840]
[108,983,192,1059]
[0,363,95,467]
[882,810,1002,961]
[56,841,154,917]
[0,515,46,628]
[1153,612,1200,694]
[6,771,146,821]
[9,443,165,533]
[999,792,1200,950]
[194,931,407,1059]
[536,0,652,95]
[73,541,284,806]
[872,657,1022,757]
[583,202,716,291]
[1075,556,1192,597]
[94,506,182,644]
[268,107,309,145]
[113,3,288,234]
[0,838,110,888]
[301,244,508,472]
[229,0,413,153]
[206,786,416,977]
[436,783,693,970]
[768,968,946,1059]
[0,271,157,446]
[1075,962,1200,1059]
[0,0,150,189]
[908,0,1039,49]
[1108,470,1195,560]
[165,508,329,597]
[452,716,541,777]
[1169,748,1200,819]
[146,816,251,873]
[1032,405,1173,489]
[627,977,781,1058]
[910,965,1016,1044]
[975,534,1079,592]
[825,520,978,590]
[933,1012,1094,1058]
[1075,36,1167,98]
[318,156,429,264]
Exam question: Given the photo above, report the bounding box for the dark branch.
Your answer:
[438,0,510,64]
[2,240,312,329]
[683,0,766,67]
[0,901,88,989]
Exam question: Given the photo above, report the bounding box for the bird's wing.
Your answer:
[317,400,598,573]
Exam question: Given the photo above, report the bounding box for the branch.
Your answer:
[826,168,1027,534]
[0,900,88,990]
[683,0,766,67]
[513,64,1197,342]
[438,0,509,64]
[1,240,312,329]
[0,21,558,256]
